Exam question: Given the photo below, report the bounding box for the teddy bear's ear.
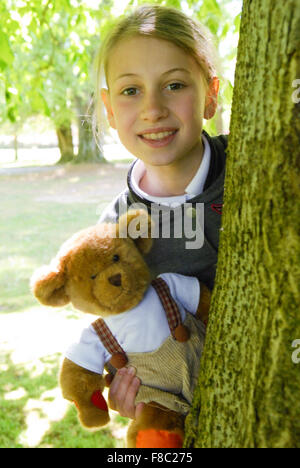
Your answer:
[118,209,154,255]
[30,262,69,307]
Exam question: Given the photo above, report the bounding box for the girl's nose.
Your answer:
[140,92,168,122]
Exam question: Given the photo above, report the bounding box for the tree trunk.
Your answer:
[56,123,74,163]
[185,0,300,448]
[76,96,106,163]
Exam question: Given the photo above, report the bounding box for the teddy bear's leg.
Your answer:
[196,281,212,326]
[126,403,185,448]
[60,358,110,428]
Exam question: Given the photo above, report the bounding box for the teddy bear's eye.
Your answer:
[90,274,97,280]
[113,254,120,262]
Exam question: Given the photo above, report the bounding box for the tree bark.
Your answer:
[185,0,300,448]
[76,96,106,164]
[56,123,74,163]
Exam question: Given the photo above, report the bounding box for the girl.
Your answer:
[94,4,227,441]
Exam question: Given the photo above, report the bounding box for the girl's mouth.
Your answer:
[138,129,178,148]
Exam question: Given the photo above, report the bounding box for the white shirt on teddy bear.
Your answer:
[65,273,200,375]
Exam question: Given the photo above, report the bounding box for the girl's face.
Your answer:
[101,36,218,169]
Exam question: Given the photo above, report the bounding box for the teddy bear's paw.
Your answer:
[78,404,110,429]
[91,390,108,411]
[136,429,183,448]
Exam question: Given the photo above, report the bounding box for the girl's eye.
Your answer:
[122,87,139,96]
[91,274,97,280]
[166,82,185,91]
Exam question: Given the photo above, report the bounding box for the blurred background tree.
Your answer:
[0,0,241,164]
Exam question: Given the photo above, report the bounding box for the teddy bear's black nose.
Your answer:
[108,273,122,287]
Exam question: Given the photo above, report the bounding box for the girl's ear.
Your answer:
[30,263,69,307]
[101,88,116,129]
[204,76,219,120]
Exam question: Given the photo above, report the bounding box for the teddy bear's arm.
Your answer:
[60,357,110,428]
[195,281,211,326]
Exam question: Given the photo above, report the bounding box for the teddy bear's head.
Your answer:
[31,209,153,317]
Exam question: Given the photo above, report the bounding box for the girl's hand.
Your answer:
[108,366,145,419]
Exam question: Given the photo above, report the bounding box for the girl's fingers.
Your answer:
[122,376,141,418]
[135,401,146,420]
[108,367,130,411]
[108,367,141,418]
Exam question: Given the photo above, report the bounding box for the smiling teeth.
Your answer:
[142,130,176,140]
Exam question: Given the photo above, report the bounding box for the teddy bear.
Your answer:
[30,209,211,448]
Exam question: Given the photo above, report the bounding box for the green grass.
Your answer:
[0,352,127,448]
[0,163,129,448]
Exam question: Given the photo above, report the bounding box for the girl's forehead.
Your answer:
[106,35,200,83]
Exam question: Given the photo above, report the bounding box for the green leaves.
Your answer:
[0,31,14,70]
[0,0,242,136]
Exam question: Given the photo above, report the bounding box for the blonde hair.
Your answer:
[93,4,217,147]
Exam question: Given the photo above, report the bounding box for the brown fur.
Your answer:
[196,280,211,325]
[127,403,185,448]
[31,209,211,447]
[60,358,109,428]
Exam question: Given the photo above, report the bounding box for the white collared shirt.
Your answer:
[130,134,211,206]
